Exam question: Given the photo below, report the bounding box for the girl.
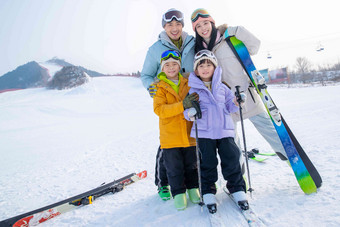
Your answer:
[184,50,247,213]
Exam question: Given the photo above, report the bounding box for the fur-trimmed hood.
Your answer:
[217,24,228,36]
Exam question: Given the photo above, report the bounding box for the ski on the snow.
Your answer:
[247,151,268,162]
[247,148,276,162]
[201,195,230,227]
[0,170,147,227]
[204,205,227,227]
[224,33,322,194]
[223,187,265,227]
[251,148,276,156]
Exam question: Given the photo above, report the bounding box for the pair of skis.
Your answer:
[0,170,147,227]
[224,32,322,194]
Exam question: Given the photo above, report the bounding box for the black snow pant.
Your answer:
[163,146,199,197]
[199,137,246,195]
[154,145,168,189]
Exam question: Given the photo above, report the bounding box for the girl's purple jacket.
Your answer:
[184,66,239,139]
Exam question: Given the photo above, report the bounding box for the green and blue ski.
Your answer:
[224,33,321,194]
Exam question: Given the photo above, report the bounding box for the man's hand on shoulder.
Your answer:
[148,82,158,98]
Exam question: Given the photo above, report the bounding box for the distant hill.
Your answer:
[0,61,49,90]
[47,66,90,90]
[0,58,106,91]
[46,57,106,77]
[46,57,73,67]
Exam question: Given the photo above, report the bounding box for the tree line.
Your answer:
[288,57,340,84]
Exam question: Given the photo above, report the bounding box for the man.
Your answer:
[140,8,195,201]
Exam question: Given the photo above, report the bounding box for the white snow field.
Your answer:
[1,76,340,226]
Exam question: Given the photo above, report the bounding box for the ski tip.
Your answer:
[137,170,147,179]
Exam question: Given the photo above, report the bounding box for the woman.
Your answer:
[190,8,287,193]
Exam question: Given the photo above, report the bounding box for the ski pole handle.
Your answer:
[235,85,241,96]
[235,86,242,105]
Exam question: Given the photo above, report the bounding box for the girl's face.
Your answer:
[164,20,183,41]
[197,60,215,82]
[163,62,180,80]
[195,20,212,39]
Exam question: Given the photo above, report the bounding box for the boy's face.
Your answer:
[163,62,180,80]
[197,61,215,82]
[164,20,183,41]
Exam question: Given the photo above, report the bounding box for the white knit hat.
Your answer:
[161,57,181,71]
[193,50,218,70]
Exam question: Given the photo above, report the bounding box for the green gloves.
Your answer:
[183,92,199,109]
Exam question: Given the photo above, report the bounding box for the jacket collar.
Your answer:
[158,31,193,51]
[157,72,182,94]
[202,30,222,49]
[158,74,188,99]
[188,66,222,90]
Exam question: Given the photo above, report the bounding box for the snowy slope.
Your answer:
[38,62,63,78]
[0,77,340,227]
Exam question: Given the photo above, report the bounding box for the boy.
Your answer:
[153,50,200,211]
[140,9,195,201]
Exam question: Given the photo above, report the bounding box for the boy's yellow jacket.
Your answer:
[153,74,196,149]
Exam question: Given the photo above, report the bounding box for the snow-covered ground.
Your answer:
[1,76,340,226]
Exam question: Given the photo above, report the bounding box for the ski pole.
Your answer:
[235,86,254,197]
[188,106,204,207]
[194,116,204,206]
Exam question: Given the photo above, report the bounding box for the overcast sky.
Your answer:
[1,0,339,76]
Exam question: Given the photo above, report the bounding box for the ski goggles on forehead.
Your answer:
[191,9,210,22]
[163,10,184,23]
[161,50,181,61]
[194,50,215,60]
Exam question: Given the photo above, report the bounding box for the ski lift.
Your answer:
[316,42,324,52]
[319,44,324,51]
[267,52,272,59]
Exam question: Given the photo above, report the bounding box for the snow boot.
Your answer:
[187,188,200,204]
[231,191,249,210]
[158,186,171,201]
[174,193,187,211]
[203,193,217,214]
